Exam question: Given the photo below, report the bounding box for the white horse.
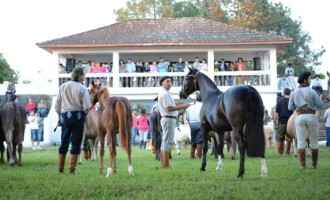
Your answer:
[79,109,100,164]
[174,121,191,155]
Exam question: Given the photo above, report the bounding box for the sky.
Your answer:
[0,0,328,83]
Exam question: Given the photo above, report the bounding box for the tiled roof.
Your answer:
[37,17,291,48]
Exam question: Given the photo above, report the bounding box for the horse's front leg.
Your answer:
[215,132,224,171]
[200,131,209,171]
[261,157,267,177]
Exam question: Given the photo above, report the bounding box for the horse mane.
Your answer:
[97,87,110,110]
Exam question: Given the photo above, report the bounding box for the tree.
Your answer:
[0,53,19,84]
[114,0,325,77]
[114,0,175,21]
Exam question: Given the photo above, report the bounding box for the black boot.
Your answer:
[143,141,146,149]
[140,141,143,149]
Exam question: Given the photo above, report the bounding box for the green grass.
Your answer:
[1,145,330,200]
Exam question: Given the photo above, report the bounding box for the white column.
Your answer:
[52,53,60,93]
[207,50,215,82]
[269,48,277,91]
[113,51,120,88]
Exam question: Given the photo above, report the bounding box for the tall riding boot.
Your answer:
[162,151,171,168]
[275,141,280,154]
[69,154,78,174]
[311,148,318,169]
[83,150,88,160]
[190,145,196,159]
[58,154,66,173]
[196,144,202,158]
[298,149,306,169]
[278,141,284,155]
[286,139,292,156]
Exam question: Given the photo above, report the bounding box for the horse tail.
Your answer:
[245,87,265,157]
[116,100,129,150]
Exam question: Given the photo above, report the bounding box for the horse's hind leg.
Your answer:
[99,134,105,174]
[127,138,134,176]
[17,143,23,166]
[106,132,116,178]
[234,129,246,178]
[0,142,4,164]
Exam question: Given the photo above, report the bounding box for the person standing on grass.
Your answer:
[158,76,190,168]
[324,104,330,147]
[55,66,91,174]
[275,88,293,156]
[137,109,149,149]
[288,71,323,169]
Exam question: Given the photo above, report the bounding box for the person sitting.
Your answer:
[25,98,36,115]
[5,80,16,102]
[311,74,323,95]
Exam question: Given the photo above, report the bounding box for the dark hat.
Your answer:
[314,74,320,78]
[141,109,146,113]
[288,63,293,66]
[159,76,173,85]
[297,71,311,84]
[71,66,85,79]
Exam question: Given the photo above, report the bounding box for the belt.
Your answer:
[162,115,176,119]
[297,110,315,115]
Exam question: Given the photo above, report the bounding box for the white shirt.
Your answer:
[157,87,178,117]
[186,102,202,123]
[324,108,330,127]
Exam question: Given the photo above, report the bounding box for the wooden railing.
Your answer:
[58,71,271,88]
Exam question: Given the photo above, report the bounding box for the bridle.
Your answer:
[181,71,200,102]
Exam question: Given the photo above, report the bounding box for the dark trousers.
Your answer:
[189,122,203,146]
[59,111,86,155]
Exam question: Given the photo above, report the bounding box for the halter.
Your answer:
[181,71,200,102]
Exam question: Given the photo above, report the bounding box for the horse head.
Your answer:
[179,67,200,99]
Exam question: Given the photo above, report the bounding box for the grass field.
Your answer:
[0,145,329,200]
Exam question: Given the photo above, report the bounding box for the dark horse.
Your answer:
[89,83,133,178]
[149,105,162,160]
[0,95,26,165]
[179,68,267,178]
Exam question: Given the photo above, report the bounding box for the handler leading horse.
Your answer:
[179,68,267,178]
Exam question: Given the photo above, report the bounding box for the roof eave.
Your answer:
[37,40,292,52]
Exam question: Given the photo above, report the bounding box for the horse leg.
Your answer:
[215,132,224,171]
[0,142,4,164]
[200,129,210,171]
[230,131,237,160]
[127,136,134,176]
[106,132,116,178]
[234,128,246,178]
[17,143,23,166]
[99,133,105,174]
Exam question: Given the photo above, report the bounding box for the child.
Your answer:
[324,104,330,147]
[28,111,41,150]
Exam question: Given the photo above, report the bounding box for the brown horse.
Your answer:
[90,83,133,178]
[0,99,26,165]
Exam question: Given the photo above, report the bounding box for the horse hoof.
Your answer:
[200,168,205,172]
